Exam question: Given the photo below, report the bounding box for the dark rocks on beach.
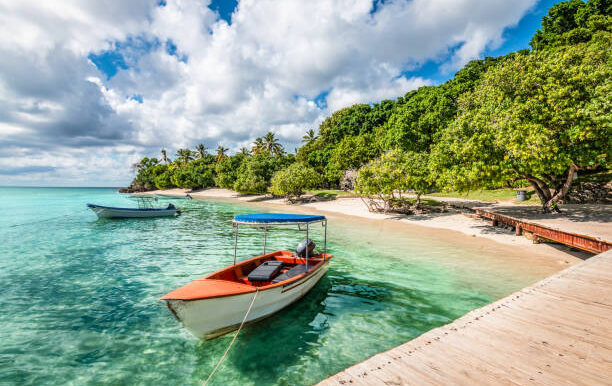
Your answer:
[118,184,151,193]
[564,181,611,204]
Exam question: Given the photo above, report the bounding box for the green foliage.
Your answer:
[432,32,611,210]
[153,164,174,189]
[132,157,160,189]
[214,154,246,189]
[175,148,195,164]
[233,154,287,194]
[530,0,611,50]
[355,150,433,207]
[325,134,381,183]
[170,159,215,189]
[270,162,322,198]
[377,58,499,152]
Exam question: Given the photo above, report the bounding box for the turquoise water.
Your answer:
[0,187,551,385]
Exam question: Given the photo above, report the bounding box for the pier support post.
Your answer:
[515,225,522,236]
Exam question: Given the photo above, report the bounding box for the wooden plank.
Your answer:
[318,250,612,385]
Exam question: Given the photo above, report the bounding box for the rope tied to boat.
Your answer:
[203,288,259,386]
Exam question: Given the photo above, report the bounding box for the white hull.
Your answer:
[166,261,329,339]
[88,205,180,218]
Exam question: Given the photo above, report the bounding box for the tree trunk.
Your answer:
[524,164,578,213]
[413,193,422,209]
[542,164,578,213]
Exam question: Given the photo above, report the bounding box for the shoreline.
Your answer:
[143,188,592,265]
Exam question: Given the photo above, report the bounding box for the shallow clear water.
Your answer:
[0,187,552,385]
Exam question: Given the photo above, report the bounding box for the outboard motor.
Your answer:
[167,203,176,209]
[296,239,316,258]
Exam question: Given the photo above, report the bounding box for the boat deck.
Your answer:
[318,249,612,385]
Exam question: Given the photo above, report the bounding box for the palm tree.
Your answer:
[176,148,194,164]
[160,149,170,164]
[263,131,284,156]
[239,147,251,156]
[252,137,265,155]
[215,145,229,162]
[195,144,207,159]
[301,129,317,144]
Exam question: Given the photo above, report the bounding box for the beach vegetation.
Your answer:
[431,30,611,212]
[270,162,321,199]
[214,153,246,189]
[355,150,434,212]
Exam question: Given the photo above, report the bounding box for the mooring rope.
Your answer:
[203,288,259,386]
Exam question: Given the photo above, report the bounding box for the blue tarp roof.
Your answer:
[233,213,326,224]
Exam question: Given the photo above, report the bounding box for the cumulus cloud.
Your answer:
[0,0,537,185]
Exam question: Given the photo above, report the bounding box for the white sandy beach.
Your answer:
[143,188,599,264]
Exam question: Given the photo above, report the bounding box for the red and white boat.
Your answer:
[161,213,332,339]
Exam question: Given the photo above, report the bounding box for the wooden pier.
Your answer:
[318,249,612,385]
[474,208,611,254]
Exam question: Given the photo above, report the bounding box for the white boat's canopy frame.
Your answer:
[231,214,327,268]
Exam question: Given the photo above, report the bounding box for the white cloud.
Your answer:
[0,0,537,186]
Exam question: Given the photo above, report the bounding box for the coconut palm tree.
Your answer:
[160,149,170,164]
[195,144,207,159]
[263,131,284,156]
[252,137,265,155]
[176,148,195,164]
[301,129,317,144]
[215,145,229,162]
[239,147,251,156]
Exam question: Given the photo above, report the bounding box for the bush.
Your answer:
[214,154,245,189]
[270,163,321,199]
[234,154,283,194]
[171,159,214,189]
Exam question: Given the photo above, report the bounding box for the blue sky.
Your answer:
[0,0,565,186]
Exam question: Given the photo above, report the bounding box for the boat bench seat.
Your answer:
[248,260,284,282]
[272,264,308,283]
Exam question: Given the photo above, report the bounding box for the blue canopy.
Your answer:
[233,213,326,225]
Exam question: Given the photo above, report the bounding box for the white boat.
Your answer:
[161,213,332,339]
[87,197,181,218]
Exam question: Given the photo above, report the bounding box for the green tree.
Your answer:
[171,159,214,189]
[153,164,174,189]
[132,157,160,190]
[432,33,611,212]
[195,144,207,159]
[234,153,285,194]
[160,149,170,164]
[530,0,611,50]
[215,145,229,162]
[214,154,246,189]
[301,129,317,144]
[263,132,285,156]
[355,151,432,211]
[252,137,265,155]
[176,148,195,164]
[325,134,381,184]
[270,162,321,199]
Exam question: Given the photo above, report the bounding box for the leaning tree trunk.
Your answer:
[524,164,578,213]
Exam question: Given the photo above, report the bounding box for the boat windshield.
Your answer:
[128,196,158,209]
[231,213,327,266]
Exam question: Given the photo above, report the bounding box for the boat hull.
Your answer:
[165,260,330,339]
[87,204,180,218]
